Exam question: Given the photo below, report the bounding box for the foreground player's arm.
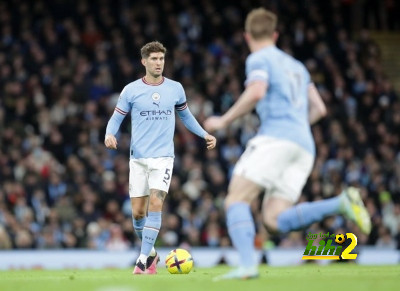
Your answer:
[204,81,267,132]
[222,81,266,126]
[105,88,131,149]
[308,83,327,125]
[176,103,216,149]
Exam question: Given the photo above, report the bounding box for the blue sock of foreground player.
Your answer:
[226,203,256,268]
[140,212,161,260]
[277,197,341,233]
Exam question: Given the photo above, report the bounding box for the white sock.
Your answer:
[137,254,148,265]
[150,247,156,256]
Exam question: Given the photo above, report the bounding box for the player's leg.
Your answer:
[131,197,148,241]
[136,188,165,273]
[215,137,267,281]
[131,196,158,261]
[129,159,156,274]
[339,187,371,234]
[264,189,370,234]
[262,195,292,233]
[137,157,173,274]
[262,145,371,234]
[261,143,343,233]
[222,175,261,279]
[132,196,159,274]
[263,195,342,233]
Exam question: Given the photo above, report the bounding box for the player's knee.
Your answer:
[147,190,167,211]
[224,198,232,211]
[224,194,242,210]
[132,211,146,220]
[148,197,163,211]
[263,215,279,234]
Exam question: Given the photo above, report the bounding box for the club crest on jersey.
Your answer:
[152,92,161,101]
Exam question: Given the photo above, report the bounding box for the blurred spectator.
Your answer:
[0,226,12,249]
[376,226,397,249]
[105,223,130,251]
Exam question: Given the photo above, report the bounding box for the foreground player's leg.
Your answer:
[339,187,371,234]
[228,203,257,268]
[276,196,342,233]
[214,176,260,281]
[268,187,371,235]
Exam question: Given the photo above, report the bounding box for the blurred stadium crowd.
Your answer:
[1,0,400,251]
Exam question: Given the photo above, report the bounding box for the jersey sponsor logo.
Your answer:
[140,110,172,116]
[146,116,168,120]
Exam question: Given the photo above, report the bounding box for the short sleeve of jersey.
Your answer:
[115,86,131,115]
[175,83,188,111]
[245,53,269,87]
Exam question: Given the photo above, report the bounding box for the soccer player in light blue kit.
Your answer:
[105,41,216,275]
[205,8,371,280]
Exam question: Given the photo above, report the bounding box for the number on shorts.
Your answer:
[163,168,171,185]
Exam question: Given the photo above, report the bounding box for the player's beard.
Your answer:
[150,69,163,78]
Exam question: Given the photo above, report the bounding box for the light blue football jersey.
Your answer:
[106,77,207,159]
[245,46,315,155]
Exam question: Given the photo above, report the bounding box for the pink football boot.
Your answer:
[132,260,146,275]
[145,253,160,274]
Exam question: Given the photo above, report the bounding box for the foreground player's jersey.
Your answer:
[245,46,315,155]
[112,77,188,158]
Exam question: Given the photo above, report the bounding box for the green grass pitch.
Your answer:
[0,264,399,291]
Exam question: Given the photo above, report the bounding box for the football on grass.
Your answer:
[165,248,194,274]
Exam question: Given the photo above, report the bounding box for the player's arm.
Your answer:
[105,88,131,149]
[204,81,267,132]
[222,81,266,126]
[176,103,216,150]
[308,83,327,125]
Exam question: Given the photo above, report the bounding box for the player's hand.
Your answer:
[204,134,217,150]
[104,134,118,149]
[204,116,226,132]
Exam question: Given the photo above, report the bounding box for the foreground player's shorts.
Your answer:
[233,136,314,203]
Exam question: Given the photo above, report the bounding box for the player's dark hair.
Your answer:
[245,8,277,40]
[140,41,167,59]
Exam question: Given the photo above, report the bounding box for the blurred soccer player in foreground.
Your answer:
[205,8,371,280]
[105,41,216,275]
